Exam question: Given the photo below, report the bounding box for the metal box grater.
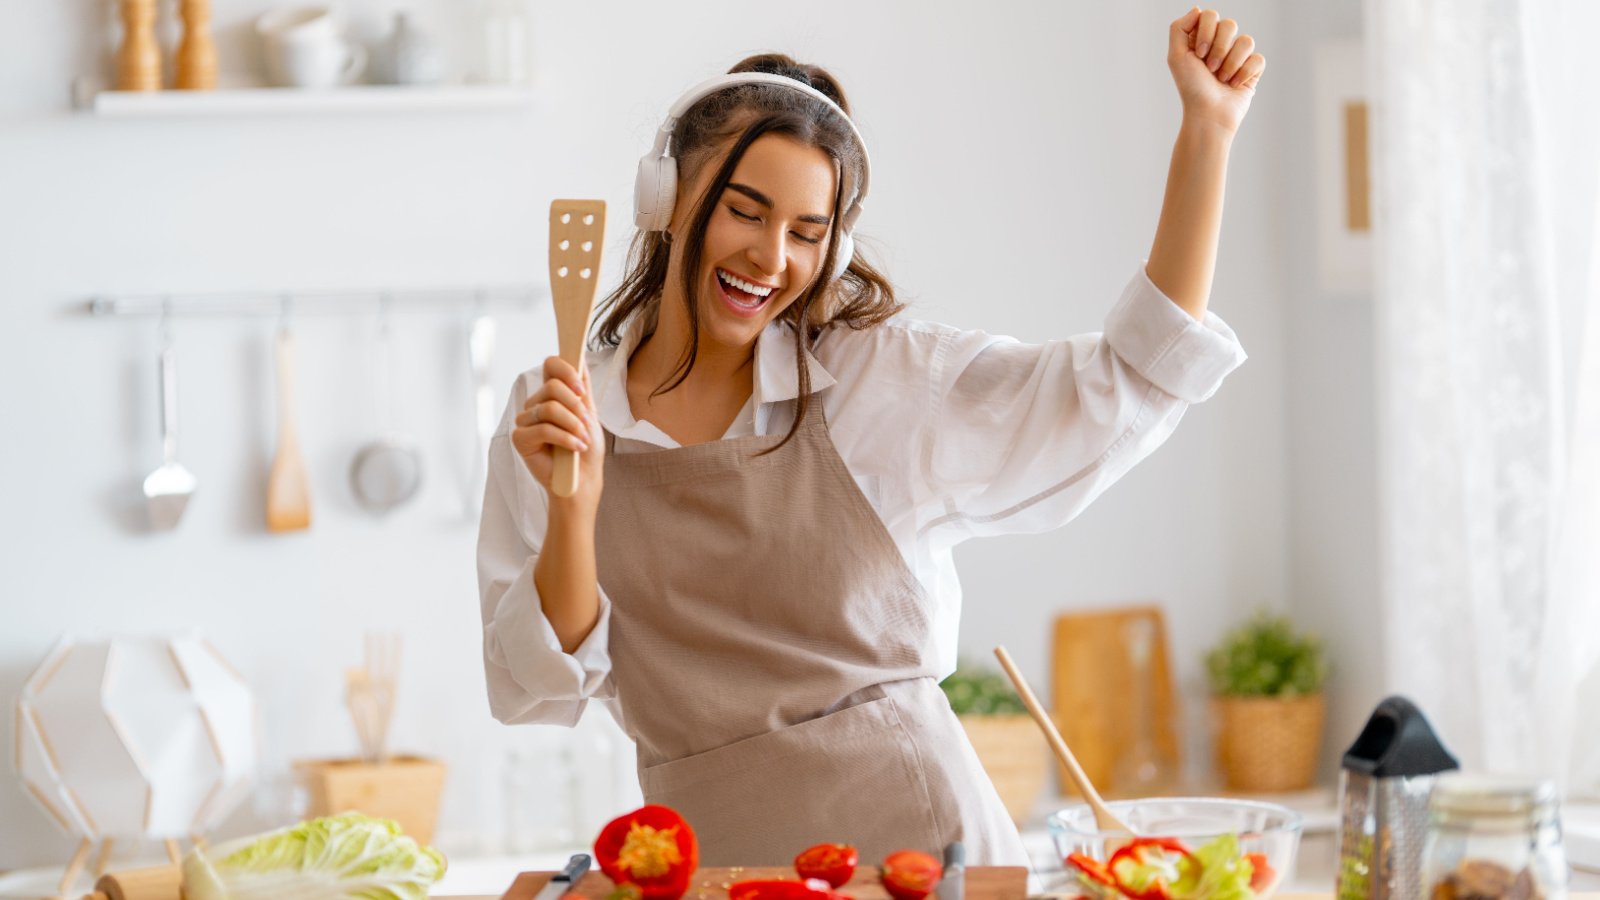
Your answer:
[1335,696,1460,900]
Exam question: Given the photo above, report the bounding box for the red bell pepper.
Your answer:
[1245,852,1276,892]
[1065,852,1118,888]
[593,805,699,900]
[1106,838,1196,900]
[728,879,853,900]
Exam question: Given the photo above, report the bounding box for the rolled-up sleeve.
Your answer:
[917,263,1247,540]
[477,372,615,726]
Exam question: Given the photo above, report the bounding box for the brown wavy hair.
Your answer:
[593,53,902,451]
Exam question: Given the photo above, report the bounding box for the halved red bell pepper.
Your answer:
[593,804,699,900]
[1106,838,1196,900]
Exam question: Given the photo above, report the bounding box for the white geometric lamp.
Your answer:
[14,633,259,891]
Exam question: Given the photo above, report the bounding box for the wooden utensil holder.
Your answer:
[294,755,446,844]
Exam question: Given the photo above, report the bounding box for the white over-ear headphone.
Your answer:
[633,71,872,283]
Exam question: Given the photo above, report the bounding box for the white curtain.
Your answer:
[1368,0,1600,793]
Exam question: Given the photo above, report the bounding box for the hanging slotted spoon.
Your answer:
[547,199,606,498]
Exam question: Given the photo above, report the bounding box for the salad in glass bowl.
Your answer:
[1047,798,1302,899]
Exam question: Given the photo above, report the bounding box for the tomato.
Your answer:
[794,843,859,888]
[1245,852,1277,892]
[592,805,699,900]
[881,849,943,900]
[728,879,850,900]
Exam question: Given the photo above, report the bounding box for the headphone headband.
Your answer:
[646,71,871,230]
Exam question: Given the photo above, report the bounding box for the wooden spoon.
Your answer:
[547,199,607,498]
[267,326,311,531]
[994,645,1135,835]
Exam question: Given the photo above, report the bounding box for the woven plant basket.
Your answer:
[959,713,1049,824]
[1213,693,1325,792]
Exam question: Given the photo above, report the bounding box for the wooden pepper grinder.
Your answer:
[176,0,218,90]
[115,0,161,91]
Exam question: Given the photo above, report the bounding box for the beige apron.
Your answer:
[594,395,1029,868]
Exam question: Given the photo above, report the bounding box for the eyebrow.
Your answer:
[726,183,832,226]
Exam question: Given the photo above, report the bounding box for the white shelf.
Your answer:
[72,80,536,117]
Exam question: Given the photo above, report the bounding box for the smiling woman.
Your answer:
[479,14,1263,870]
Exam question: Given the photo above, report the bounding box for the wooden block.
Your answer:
[294,755,446,844]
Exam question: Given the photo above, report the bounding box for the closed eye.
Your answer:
[728,205,823,245]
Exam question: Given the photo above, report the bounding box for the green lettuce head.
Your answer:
[183,812,447,900]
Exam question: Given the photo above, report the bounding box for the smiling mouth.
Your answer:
[715,268,776,311]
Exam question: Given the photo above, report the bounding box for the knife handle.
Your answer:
[559,852,592,883]
[943,841,965,870]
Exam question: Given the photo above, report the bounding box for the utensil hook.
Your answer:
[158,297,173,353]
[377,292,396,435]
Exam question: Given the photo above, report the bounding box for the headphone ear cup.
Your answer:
[829,230,854,282]
[633,154,678,231]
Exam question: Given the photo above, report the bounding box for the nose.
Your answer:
[746,223,786,280]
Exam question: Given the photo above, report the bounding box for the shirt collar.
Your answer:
[593,307,837,435]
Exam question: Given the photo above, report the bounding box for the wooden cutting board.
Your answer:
[490,866,1029,899]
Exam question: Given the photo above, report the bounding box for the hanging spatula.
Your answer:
[267,326,311,531]
[547,199,606,498]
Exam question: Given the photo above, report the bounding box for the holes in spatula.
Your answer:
[560,213,571,224]
[583,214,594,225]
[557,266,569,278]
[580,268,592,279]
[559,239,570,251]
[581,241,593,253]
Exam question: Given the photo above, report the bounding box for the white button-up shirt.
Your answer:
[477,264,1247,727]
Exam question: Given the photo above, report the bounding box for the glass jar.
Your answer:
[1422,773,1568,900]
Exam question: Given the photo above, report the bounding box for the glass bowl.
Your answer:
[1047,797,1303,898]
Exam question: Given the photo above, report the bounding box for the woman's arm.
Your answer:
[515,356,608,653]
[1144,7,1266,321]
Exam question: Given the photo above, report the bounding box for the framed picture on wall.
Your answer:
[1313,39,1371,296]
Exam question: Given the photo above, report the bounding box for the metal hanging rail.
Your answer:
[87,284,546,318]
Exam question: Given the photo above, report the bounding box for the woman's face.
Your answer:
[669,133,838,351]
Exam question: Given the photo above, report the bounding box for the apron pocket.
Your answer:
[638,695,943,866]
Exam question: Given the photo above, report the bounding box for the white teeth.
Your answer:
[718,269,773,297]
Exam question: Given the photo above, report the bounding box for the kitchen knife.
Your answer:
[532,852,592,900]
[936,841,965,900]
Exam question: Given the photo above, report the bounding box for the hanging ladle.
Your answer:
[142,302,197,530]
[349,294,423,515]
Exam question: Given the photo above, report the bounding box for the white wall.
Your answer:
[1269,2,1383,783]
[0,0,1312,868]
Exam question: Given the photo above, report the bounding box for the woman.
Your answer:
[479,8,1262,867]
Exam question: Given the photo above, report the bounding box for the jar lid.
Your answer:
[1430,773,1556,819]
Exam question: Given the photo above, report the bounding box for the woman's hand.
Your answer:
[512,356,605,510]
[1168,7,1266,136]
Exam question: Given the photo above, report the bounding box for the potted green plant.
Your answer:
[940,661,1047,824]
[1205,612,1330,792]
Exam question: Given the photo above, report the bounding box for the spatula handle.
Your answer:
[552,443,580,497]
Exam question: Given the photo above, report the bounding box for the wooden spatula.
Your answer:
[548,199,606,498]
[994,645,1135,835]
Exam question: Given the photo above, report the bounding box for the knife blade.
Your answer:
[936,841,965,900]
[532,852,592,900]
